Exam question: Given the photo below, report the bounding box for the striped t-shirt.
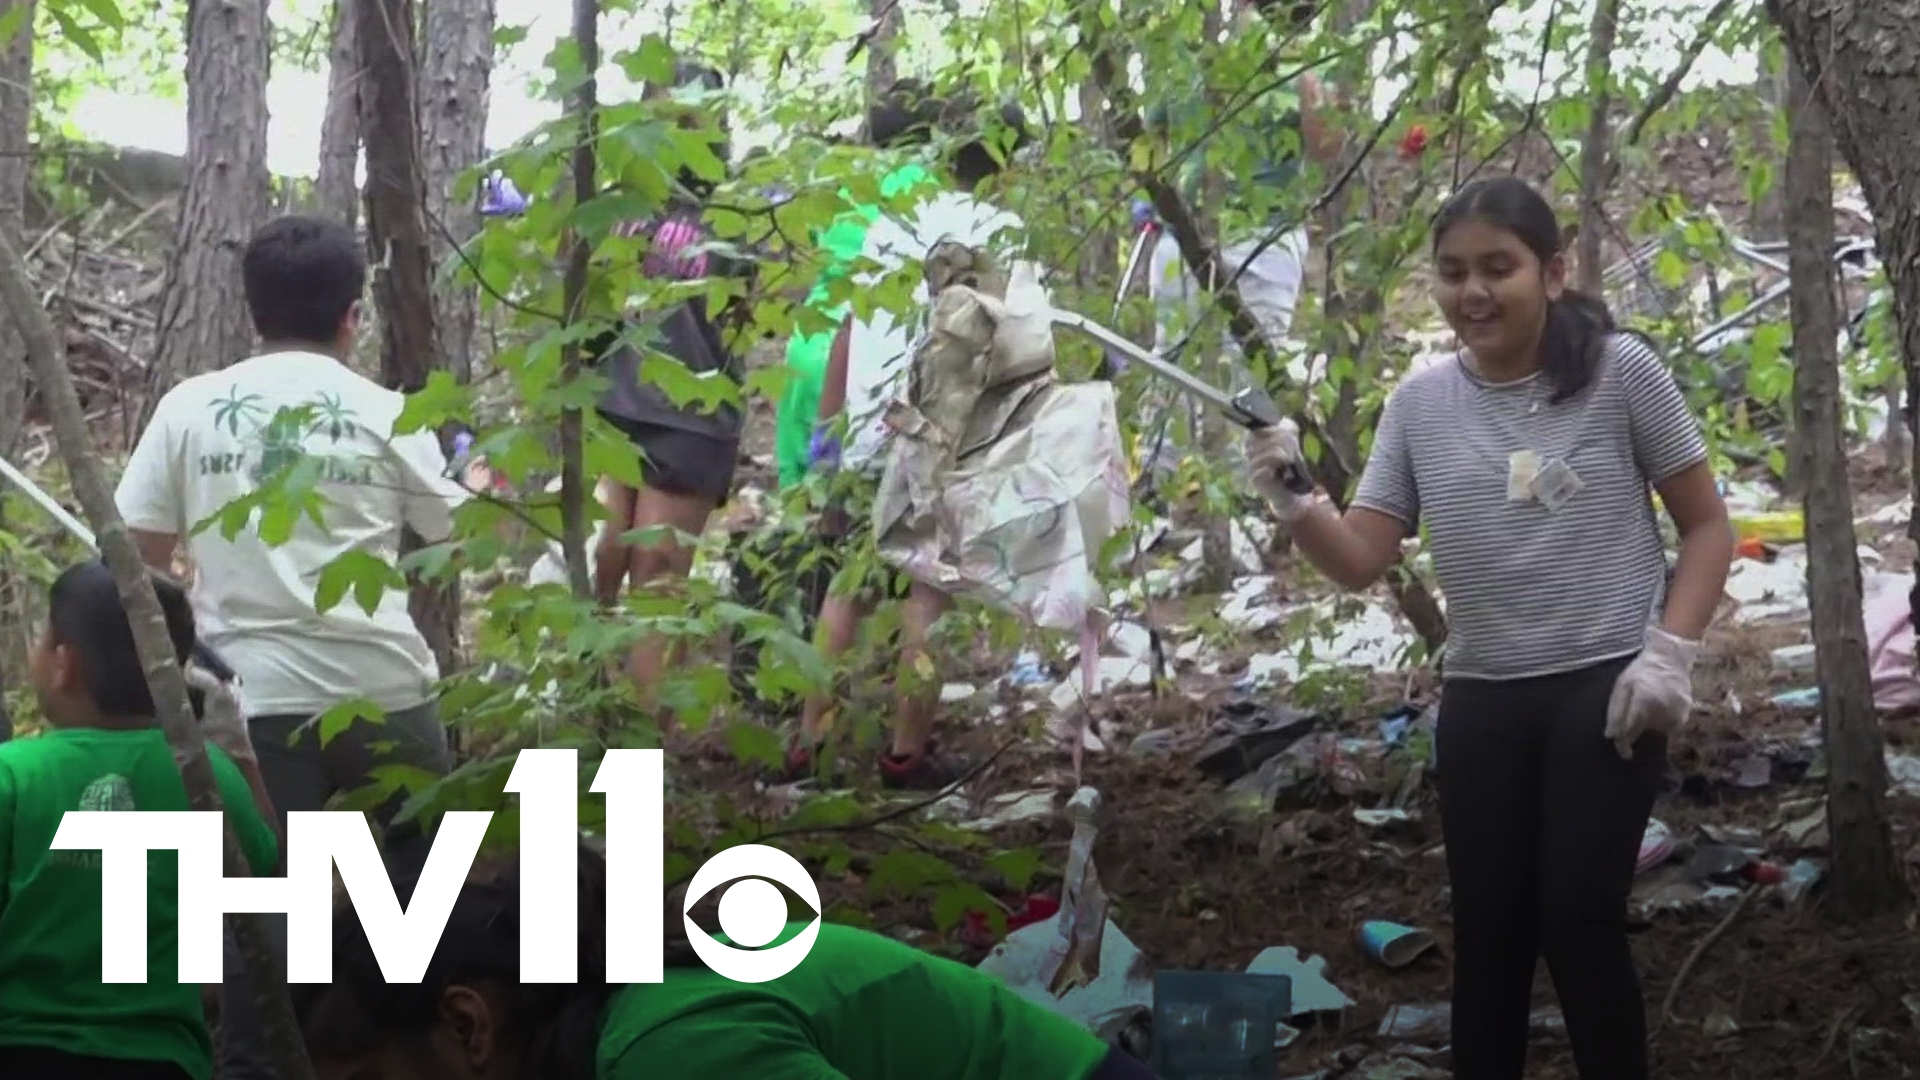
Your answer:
[1351,332,1708,681]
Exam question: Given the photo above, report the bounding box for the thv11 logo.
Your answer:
[51,748,822,985]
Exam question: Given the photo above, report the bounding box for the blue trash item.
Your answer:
[1149,970,1293,1080]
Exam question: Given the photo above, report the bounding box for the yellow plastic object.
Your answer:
[1728,510,1804,543]
[1652,492,1803,543]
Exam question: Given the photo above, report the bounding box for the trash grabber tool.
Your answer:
[1052,309,1313,495]
[0,452,240,682]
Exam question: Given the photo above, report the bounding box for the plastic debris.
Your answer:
[1244,946,1353,1016]
[1637,819,1674,873]
[1150,970,1293,1079]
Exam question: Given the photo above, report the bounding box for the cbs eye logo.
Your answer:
[682,844,823,983]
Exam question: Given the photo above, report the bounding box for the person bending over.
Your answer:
[0,560,277,1080]
[1246,176,1733,1080]
[295,845,1160,1080]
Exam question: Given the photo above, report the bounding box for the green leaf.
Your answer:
[315,699,385,750]
[395,371,472,435]
[315,550,404,615]
[986,848,1044,892]
[723,721,785,770]
[78,0,125,29]
[46,6,101,61]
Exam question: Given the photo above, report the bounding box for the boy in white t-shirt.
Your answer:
[785,81,1029,790]
[112,214,483,1080]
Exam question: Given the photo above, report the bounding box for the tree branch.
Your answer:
[0,234,317,1079]
[1623,0,1736,149]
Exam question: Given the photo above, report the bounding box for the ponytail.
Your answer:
[1539,287,1616,404]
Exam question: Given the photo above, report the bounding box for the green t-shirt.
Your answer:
[777,164,937,490]
[597,921,1110,1080]
[0,727,279,1079]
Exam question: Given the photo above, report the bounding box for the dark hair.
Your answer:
[1432,176,1623,403]
[48,559,195,718]
[295,845,698,1079]
[867,78,1029,188]
[241,215,366,346]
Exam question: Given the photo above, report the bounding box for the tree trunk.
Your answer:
[419,0,495,384]
[556,0,599,599]
[1781,48,1910,922]
[356,0,460,673]
[0,231,318,1080]
[149,0,271,403]
[0,0,31,740]
[1768,0,1920,680]
[862,0,901,107]
[316,0,361,228]
[1573,0,1620,294]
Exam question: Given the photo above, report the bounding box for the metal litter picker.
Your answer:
[0,453,240,682]
[1050,308,1315,495]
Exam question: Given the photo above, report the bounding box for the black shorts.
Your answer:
[600,412,739,502]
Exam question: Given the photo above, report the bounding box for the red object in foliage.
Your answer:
[1743,861,1786,886]
[1399,124,1429,159]
[958,894,1062,949]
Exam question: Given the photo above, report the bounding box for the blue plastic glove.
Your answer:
[808,427,842,472]
[481,171,529,217]
[1130,198,1156,232]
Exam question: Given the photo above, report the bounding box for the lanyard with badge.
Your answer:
[1473,354,1589,512]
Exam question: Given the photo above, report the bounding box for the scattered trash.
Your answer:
[1196,697,1321,781]
[1684,843,1758,883]
[976,920,1154,1039]
[1888,753,1920,798]
[1244,946,1354,1016]
[1702,1003,1741,1038]
[1771,687,1821,711]
[1377,1002,1564,1044]
[1004,650,1052,688]
[1724,546,1809,623]
[932,788,1058,831]
[1150,970,1293,1080]
[977,787,1153,1040]
[1778,801,1829,848]
[1356,920,1436,968]
[1346,1054,1448,1080]
[940,682,979,704]
[1769,643,1816,676]
[1638,819,1674,873]
[1220,576,1285,633]
[1130,728,1179,756]
[1352,808,1418,830]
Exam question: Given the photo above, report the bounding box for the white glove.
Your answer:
[1246,419,1312,523]
[185,666,256,764]
[1603,626,1700,760]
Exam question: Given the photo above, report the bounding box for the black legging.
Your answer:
[1436,655,1665,1080]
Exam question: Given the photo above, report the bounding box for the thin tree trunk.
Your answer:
[0,0,32,741]
[1782,53,1910,923]
[357,0,460,672]
[316,0,361,228]
[419,0,495,384]
[1768,2,1920,761]
[1573,0,1620,294]
[557,0,599,599]
[862,0,901,108]
[0,230,317,1080]
[149,0,272,406]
